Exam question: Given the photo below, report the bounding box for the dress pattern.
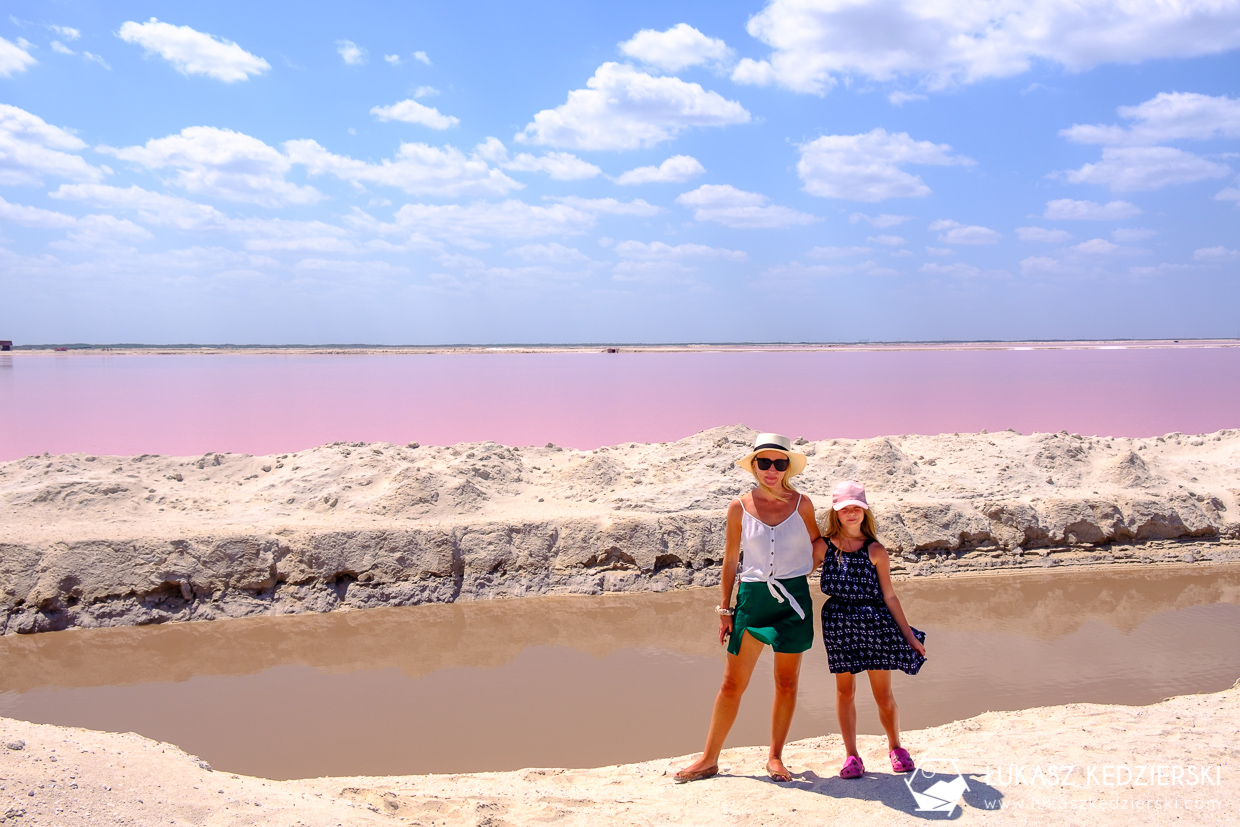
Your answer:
[819,538,926,675]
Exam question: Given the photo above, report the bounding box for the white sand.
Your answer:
[3,682,1235,825]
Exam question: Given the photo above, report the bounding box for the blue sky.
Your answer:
[1,0,1238,344]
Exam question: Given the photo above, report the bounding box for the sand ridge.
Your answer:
[2,425,1239,634]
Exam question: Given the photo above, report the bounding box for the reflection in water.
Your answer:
[2,565,1239,779]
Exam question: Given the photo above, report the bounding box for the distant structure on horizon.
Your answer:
[0,340,11,352]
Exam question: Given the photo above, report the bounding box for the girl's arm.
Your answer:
[798,495,828,570]
[870,542,927,657]
[717,498,744,646]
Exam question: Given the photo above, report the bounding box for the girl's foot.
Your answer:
[890,747,915,773]
[840,755,865,779]
[766,757,792,782]
[674,758,719,783]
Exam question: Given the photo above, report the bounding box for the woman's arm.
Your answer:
[870,542,927,657]
[798,495,828,570]
[718,498,744,646]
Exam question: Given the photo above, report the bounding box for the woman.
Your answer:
[675,433,827,783]
[820,479,927,779]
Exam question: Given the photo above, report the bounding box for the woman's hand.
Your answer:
[908,636,927,658]
[718,614,733,646]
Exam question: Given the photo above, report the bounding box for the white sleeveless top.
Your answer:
[738,494,813,619]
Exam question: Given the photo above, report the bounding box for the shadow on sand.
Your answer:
[775,771,1003,819]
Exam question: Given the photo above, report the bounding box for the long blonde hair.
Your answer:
[825,507,879,558]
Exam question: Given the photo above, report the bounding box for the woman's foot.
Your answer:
[839,754,865,779]
[766,757,792,782]
[674,758,719,783]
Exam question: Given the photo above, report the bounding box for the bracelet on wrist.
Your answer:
[715,606,735,616]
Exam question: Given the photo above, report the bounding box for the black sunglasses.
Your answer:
[754,457,790,472]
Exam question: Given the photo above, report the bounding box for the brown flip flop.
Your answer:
[673,765,719,783]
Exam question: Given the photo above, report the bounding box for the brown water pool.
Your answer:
[2,563,1238,780]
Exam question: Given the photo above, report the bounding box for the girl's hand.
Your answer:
[718,614,734,646]
[908,637,927,657]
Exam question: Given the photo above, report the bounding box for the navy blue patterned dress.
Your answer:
[820,538,926,675]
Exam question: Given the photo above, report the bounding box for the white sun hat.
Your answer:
[735,432,807,478]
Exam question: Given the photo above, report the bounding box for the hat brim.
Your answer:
[735,448,807,478]
[833,498,868,511]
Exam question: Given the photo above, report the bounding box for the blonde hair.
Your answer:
[825,507,879,558]
[747,459,797,502]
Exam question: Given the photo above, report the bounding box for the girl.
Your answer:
[820,479,927,779]
[675,433,827,783]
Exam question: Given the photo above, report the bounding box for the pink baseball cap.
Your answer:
[832,480,868,511]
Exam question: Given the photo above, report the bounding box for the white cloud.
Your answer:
[1043,198,1142,220]
[55,214,153,249]
[0,194,77,228]
[336,39,365,65]
[507,243,592,265]
[755,259,900,285]
[51,183,229,231]
[1017,226,1072,243]
[1072,238,1120,255]
[849,212,910,227]
[612,259,702,283]
[118,18,270,82]
[547,196,659,216]
[103,127,321,207]
[1061,92,1240,146]
[920,262,984,278]
[0,36,37,77]
[888,91,927,106]
[384,54,401,66]
[1061,146,1231,192]
[735,0,1240,95]
[675,184,816,229]
[516,62,750,151]
[413,51,431,65]
[798,129,972,201]
[51,41,74,56]
[1216,176,1240,205]
[867,234,905,246]
[83,52,110,70]
[618,23,732,73]
[925,246,953,256]
[475,138,602,180]
[928,218,1001,244]
[1112,228,1156,242]
[370,99,460,130]
[285,138,521,197]
[502,152,601,181]
[613,240,746,261]
[231,217,356,253]
[1194,246,1240,262]
[49,25,80,41]
[0,103,104,186]
[414,86,438,98]
[615,154,705,185]
[381,200,601,240]
[890,249,912,257]
[809,245,872,258]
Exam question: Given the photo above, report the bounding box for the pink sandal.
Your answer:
[840,755,865,779]
[890,748,915,773]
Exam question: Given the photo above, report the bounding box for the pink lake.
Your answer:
[1,346,1238,461]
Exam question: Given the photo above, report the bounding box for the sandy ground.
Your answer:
[2,681,1235,826]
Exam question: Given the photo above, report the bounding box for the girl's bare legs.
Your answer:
[834,672,859,757]
[768,651,803,778]
[867,669,903,751]
[677,630,765,774]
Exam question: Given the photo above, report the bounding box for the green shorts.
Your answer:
[727,577,814,656]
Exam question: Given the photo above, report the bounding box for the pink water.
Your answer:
[1,346,1238,460]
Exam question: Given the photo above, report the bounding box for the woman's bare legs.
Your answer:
[768,651,803,779]
[867,670,902,751]
[835,672,859,757]
[677,630,765,775]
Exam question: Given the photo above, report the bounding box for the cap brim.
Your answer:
[833,498,868,511]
